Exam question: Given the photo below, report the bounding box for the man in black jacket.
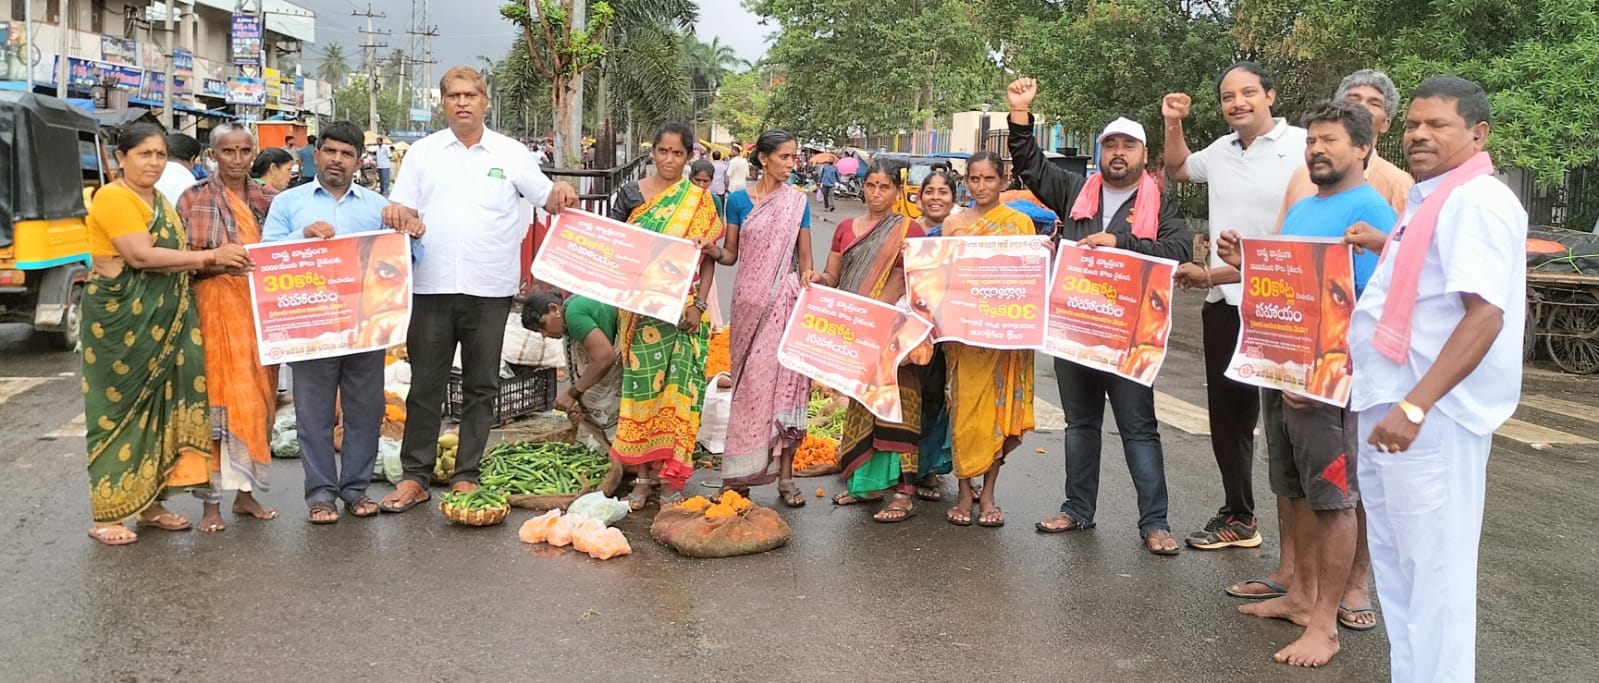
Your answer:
[1007,77,1191,555]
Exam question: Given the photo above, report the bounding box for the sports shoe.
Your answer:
[1186,514,1262,550]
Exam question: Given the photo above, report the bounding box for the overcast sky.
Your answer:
[291,0,769,78]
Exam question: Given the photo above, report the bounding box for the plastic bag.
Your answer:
[696,373,733,454]
[373,437,404,484]
[519,509,563,544]
[270,406,299,458]
[565,492,629,525]
[546,514,578,547]
[583,527,632,560]
[569,517,609,553]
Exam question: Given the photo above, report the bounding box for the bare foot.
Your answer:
[1227,571,1292,598]
[198,502,226,533]
[231,492,279,520]
[1238,595,1311,627]
[136,503,191,531]
[1274,628,1340,667]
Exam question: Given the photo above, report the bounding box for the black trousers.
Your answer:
[1201,300,1259,519]
[399,294,513,486]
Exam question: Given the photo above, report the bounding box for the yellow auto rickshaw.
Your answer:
[0,91,106,348]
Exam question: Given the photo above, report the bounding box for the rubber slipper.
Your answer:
[1338,604,1380,632]
[945,507,974,527]
[379,483,431,513]
[833,491,883,506]
[976,507,1005,528]
[138,511,191,531]
[345,496,379,518]
[1225,578,1288,599]
[308,501,340,525]
[1143,531,1181,556]
[88,526,138,546]
[1035,515,1095,534]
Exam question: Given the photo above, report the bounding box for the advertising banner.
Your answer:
[1043,243,1178,386]
[1224,236,1356,406]
[100,35,138,66]
[246,231,413,365]
[776,286,934,423]
[531,209,701,322]
[901,235,1051,349]
[231,14,263,65]
[225,76,264,105]
[0,21,29,82]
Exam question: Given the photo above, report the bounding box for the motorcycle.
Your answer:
[357,156,380,192]
[833,175,863,201]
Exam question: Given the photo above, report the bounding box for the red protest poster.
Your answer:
[776,286,934,423]
[901,235,1051,349]
[1225,236,1355,405]
[532,209,701,322]
[1044,243,1178,386]
[246,230,412,364]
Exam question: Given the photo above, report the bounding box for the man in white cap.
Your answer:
[1005,77,1192,555]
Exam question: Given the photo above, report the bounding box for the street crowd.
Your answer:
[75,59,1522,681]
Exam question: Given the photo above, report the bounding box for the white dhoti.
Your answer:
[1358,404,1490,682]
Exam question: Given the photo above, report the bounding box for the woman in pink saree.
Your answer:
[700,130,815,507]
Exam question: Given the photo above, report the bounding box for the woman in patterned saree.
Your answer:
[83,123,253,545]
[608,122,724,510]
[704,130,815,507]
[804,161,928,522]
[934,151,1037,528]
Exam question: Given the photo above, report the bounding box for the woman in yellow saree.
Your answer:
[83,123,253,545]
[936,151,1036,528]
[606,122,724,508]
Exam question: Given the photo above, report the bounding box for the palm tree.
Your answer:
[595,0,698,164]
[315,43,351,85]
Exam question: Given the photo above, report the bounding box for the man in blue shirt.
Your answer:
[818,159,839,211]
[263,121,425,524]
[296,134,318,185]
[1216,100,1396,669]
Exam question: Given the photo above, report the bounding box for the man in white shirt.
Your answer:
[1162,62,1308,551]
[156,133,202,206]
[726,143,750,192]
[1343,75,1525,683]
[378,66,577,513]
[374,138,394,195]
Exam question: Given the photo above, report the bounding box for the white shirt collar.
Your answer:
[1408,173,1448,207]
[1229,117,1290,147]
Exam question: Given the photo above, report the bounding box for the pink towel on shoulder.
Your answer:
[1372,151,1495,364]
[1069,171,1161,240]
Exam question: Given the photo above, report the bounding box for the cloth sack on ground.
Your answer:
[650,504,792,558]
[503,312,566,367]
[696,372,733,454]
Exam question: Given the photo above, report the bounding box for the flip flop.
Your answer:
[1338,604,1380,632]
[138,511,191,531]
[87,526,138,546]
[345,495,379,518]
[379,483,431,513]
[1143,530,1181,556]
[832,491,883,506]
[1225,578,1288,599]
[945,506,973,526]
[976,507,1005,528]
[1035,514,1095,534]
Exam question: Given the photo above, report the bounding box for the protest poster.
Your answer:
[1044,243,1178,386]
[1225,236,1355,406]
[246,231,412,365]
[776,286,934,423]
[531,209,701,322]
[901,235,1051,349]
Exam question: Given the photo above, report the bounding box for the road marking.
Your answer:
[1034,398,1066,430]
[1496,418,1594,445]
[1518,395,1599,425]
[44,412,86,439]
[0,377,51,404]
[1154,391,1212,436]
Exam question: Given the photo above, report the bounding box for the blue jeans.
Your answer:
[378,167,391,195]
[1055,358,1170,534]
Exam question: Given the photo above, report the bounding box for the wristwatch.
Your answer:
[1397,400,1426,425]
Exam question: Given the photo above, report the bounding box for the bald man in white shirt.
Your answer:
[379,66,578,514]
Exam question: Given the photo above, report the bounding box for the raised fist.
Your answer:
[1007,77,1038,112]
[1162,93,1192,121]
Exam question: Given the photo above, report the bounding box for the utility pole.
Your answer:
[162,0,176,128]
[566,0,585,165]
[54,0,68,97]
[353,4,389,134]
[405,1,438,131]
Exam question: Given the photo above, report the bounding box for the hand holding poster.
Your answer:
[532,209,701,322]
[776,286,934,423]
[1044,243,1178,386]
[901,236,1051,349]
[246,231,412,365]
[1225,236,1355,406]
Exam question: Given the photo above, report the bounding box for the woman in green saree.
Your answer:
[607,122,724,508]
[83,123,253,545]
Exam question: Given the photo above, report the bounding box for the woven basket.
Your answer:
[440,501,509,527]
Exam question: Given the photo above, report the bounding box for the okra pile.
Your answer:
[480,441,612,496]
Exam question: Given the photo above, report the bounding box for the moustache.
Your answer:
[1309,155,1332,166]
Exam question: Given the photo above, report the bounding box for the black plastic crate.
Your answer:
[445,364,557,424]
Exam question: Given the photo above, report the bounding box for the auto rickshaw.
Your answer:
[0,91,107,348]
[875,153,963,221]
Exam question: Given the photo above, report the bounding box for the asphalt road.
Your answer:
[1,196,1593,681]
